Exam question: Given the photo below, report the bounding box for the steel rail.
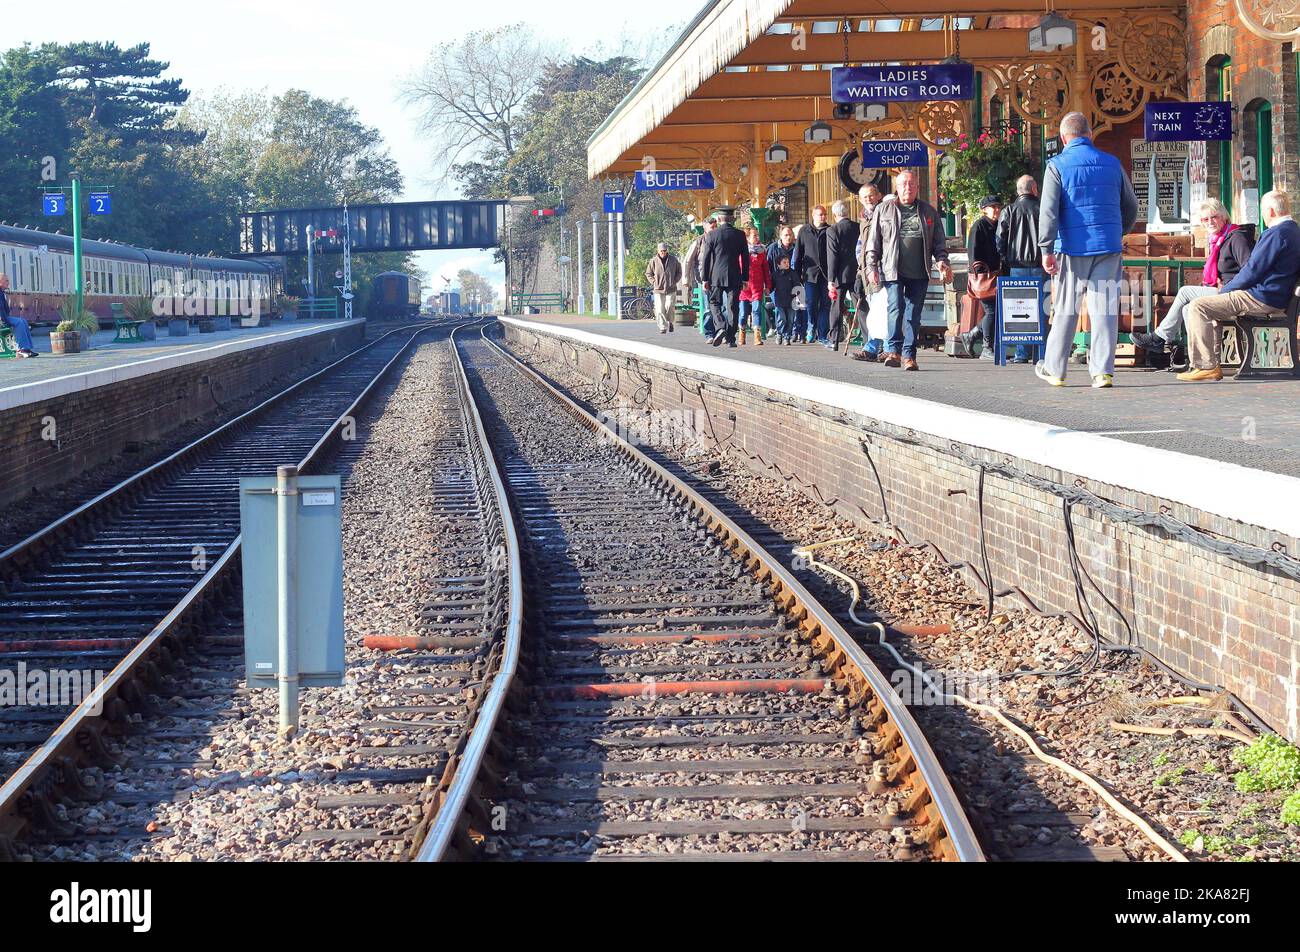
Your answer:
[0,323,437,840]
[475,322,985,862]
[413,321,523,862]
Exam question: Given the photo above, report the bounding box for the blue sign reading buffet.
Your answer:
[862,139,929,169]
[634,170,717,191]
[832,63,975,103]
[1144,102,1233,142]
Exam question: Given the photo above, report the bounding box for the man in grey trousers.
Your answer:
[1035,112,1139,389]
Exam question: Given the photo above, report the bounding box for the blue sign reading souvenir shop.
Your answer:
[634,170,717,191]
[862,139,929,169]
[1144,102,1233,142]
[832,63,975,103]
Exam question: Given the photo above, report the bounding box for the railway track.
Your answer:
[0,323,437,858]
[412,325,982,862]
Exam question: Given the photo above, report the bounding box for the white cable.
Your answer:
[793,540,1188,862]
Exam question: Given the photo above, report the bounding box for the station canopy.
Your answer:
[587,0,1185,211]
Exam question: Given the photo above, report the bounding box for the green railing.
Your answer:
[511,292,564,312]
[299,297,339,319]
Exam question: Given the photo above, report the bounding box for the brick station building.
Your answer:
[586,0,1300,237]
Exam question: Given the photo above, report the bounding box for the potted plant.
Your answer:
[938,129,1036,223]
[50,319,81,355]
[56,297,100,351]
[276,294,299,320]
[126,296,158,341]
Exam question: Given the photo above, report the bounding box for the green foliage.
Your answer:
[1200,760,1220,774]
[938,129,1035,218]
[1153,752,1170,767]
[54,319,76,333]
[1177,829,1199,848]
[1281,792,1300,827]
[1239,802,1264,819]
[1233,734,1300,793]
[1153,766,1187,787]
[1202,833,1231,853]
[125,296,154,322]
[1,43,409,260]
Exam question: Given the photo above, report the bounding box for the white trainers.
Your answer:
[1091,374,1113,389]
[1034,361,1065,387]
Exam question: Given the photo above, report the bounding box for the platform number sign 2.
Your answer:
[42,192,66,216]
[88,192,111,215]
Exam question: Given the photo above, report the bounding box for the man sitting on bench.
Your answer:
[1178,190,1300,382]
[0,273,39,358]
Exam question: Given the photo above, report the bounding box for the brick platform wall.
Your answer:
[0,322,365,507]
[504,323,1300,741]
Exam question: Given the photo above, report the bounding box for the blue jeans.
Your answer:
[803,279,830,342]
[885,277,930,359]
[771,301,794,340]
[864,338,883,355]
[1007,266,1046,361]
[739,299,764,331]
[3,316,34,351]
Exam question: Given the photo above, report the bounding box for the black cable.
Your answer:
[978,466,994,624]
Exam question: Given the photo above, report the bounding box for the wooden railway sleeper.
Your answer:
[53,755,101,802]
[19,785,75,838]
[77,723,119,768]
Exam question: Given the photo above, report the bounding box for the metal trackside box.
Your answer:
[239,474,345,689]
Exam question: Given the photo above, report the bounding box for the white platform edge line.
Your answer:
[0,320,365,412]
[502,317,1300,540]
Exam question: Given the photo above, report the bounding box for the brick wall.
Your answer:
[1187,3,1298,217]
[0,323,365,507]
[504,323,1300,741]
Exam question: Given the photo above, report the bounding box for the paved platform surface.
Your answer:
[0,319,363,412]
[512,314,1300,479]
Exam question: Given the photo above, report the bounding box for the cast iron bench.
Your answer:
[1221,280,1300,380]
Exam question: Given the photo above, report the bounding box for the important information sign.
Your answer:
[994,277,1045,365]
[832,63,975,103]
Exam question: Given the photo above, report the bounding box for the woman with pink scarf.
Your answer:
[1131,198,1254,354]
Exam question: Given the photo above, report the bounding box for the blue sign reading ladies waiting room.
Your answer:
[1144,102,1233,142]
[832,63,975,103]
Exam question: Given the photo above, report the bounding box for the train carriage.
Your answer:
[0,223,283,327]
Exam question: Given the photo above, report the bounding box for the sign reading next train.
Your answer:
[1144,102,1233,142]
[832,63,975,103]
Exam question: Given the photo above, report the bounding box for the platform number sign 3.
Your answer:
[42,192,66,216]
[89,192,111,215]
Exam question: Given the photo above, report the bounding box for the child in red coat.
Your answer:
[738,226,772,344]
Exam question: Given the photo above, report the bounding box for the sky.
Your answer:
[16,0,703,299]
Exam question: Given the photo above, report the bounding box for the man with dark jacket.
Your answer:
[1131,197,1253,354]
[960,195,1003,361]
[1178,190,1300,381]
[700,209,750,347]
[1035,112,1139,389]
[966,176,1044,363]
[796,205,831,343]
[825,200,860,351]
[864,170,953,370]
[852,183,887,360]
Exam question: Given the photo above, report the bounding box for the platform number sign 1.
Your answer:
[88,192,111,215]
[42,192,66,216]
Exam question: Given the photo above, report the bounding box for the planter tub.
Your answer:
[50,331,81,355]
[168,319,190,337]
[139,320,157,341]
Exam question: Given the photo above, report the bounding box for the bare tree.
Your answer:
[401,25,555,185]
